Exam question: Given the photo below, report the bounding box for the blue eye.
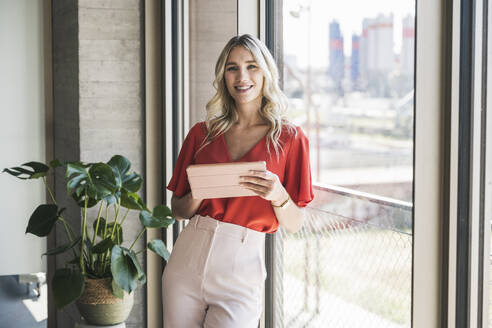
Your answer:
[226,66,237,71]
[248,65,257,69]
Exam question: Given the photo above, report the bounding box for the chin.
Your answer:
[233,94,262,105]
[234,98,255,104]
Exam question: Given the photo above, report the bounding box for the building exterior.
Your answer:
[329,20,345,95]
[351,34,361,90]
[359,14,395,96]
[401,14,415,77]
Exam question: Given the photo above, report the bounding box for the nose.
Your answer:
[237,66,250,81]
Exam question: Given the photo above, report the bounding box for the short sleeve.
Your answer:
[283,127,314,207]
[166,123,204,197]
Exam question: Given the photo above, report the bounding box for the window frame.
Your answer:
[256,0,448,327]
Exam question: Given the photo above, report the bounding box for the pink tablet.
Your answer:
[186,161,267,199]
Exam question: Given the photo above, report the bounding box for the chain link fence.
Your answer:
[273,187,412,328]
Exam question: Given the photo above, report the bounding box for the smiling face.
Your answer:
[224,46,264,107]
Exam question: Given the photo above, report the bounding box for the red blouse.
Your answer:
[167,122,314,233]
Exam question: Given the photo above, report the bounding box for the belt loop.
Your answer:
[241,229,249,243]
[194,215,199,230]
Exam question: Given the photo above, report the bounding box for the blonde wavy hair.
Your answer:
[200,34,296,159]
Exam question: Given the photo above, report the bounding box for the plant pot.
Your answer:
[76,277,133,326]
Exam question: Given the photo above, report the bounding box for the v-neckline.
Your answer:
[222,132,267,162]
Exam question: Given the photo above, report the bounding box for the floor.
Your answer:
[0,275,47,328]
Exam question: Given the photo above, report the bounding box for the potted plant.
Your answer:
[3,155,174,325]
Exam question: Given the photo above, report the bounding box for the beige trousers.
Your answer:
[162,214,266,328]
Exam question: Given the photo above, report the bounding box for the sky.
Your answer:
[283,0,416,69]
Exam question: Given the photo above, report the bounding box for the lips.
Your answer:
[234,85,253,93]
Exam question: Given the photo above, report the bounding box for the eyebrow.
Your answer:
[225,60,257,66]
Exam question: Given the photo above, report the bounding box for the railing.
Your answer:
[273,184,413,328]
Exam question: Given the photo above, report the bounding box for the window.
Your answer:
[272,0,416,326]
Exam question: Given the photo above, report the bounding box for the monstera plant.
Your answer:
[3,155,174,320]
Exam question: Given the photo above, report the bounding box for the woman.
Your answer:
[162,34,313,328]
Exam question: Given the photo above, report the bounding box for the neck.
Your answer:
[234,97,265,128]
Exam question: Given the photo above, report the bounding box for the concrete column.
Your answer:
[51,1,80,327]
[189,0,237,125]
[51,0,145,327]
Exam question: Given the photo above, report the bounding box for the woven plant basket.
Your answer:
[76,277,134,326]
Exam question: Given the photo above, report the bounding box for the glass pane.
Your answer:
[489,226,492,326]
[274,0,415,326]
[282,0,414,201]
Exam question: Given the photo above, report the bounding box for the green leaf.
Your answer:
[84,236,93,252]
[75,185,85,197]
[153,205,173,219]
[89,163,117,198]
[111,246,138,293]
[107,155,142,193]
[49,159,62,168]
[87,185,98,199]
[26,204,59,237]
[57,207,66,217]
[92,237,115,254]
[65,162,87,178]
[52,268,85,309]
[120,190,146,211]
[71,192,98,208]
[67,174,85,193]
[147,239,171,262]
[93,217,108,238]
[93,218,123,243]
[111,278,124,299]
[2,167,32,179]
[66,163,90,199]
[42,236,81,257]
[139,205,175,229]
[121,172,142,193]
[67,162,118,203]
[103,192,119,206]
[66,162,109,202]
[128,250,146,284]
[2,161,49,179]
[107,155,131,187]
[22,162,49,173]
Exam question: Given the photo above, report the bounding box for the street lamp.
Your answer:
[289,1,321,181]
[289,2,321,319]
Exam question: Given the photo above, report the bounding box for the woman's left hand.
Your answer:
[239,170,289,205]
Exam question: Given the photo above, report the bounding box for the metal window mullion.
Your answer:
[180,0,190,233]
[442,0,462,325]
[172,1,183,152]
[183,0,189,135]
[144,1,165,326]
[413,0,448,326]
[469,0,485,325]
[479,0,491,325]
[263,1,279,327]
[44,2,56,327]
[163,0,174,251]
[171,0,186,240]
[456,0,476,326]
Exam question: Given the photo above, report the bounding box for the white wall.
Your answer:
[0,0,47,275]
